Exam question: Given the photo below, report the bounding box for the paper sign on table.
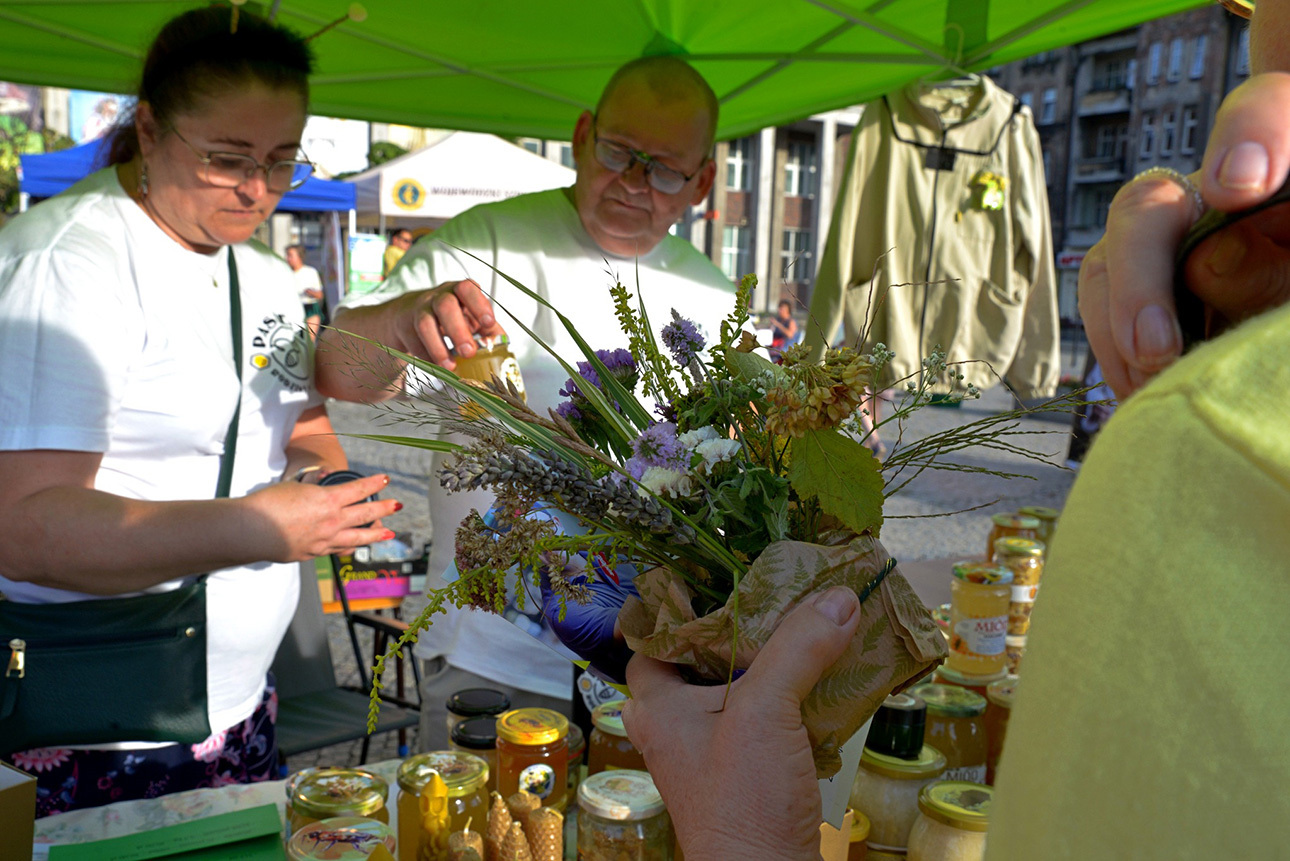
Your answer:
[47,804,284,861]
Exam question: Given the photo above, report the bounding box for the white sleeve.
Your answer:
[0,247,140,452]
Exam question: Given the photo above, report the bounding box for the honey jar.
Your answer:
[567,720,586,799]
[286,768,389,839]
[1004,635,1026,675]
[1016,505,1059,548]
[495,707,570,810]
[396,750,489,861]
[850,745,946,852]
[984,675,1018,785]
[985,514,1039,561]
[588,699,647,775]
[931,664,1008,702]
[452,336,525,416]
[946,561,1012,676]
[449,715,499,793]
[907,782,992,861]
[444,687,510,743]
[993,537,1045,637]
[577,770,674,861]
[919,683,988,784]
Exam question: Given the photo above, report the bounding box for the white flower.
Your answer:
[695,438,741,469]
[639,466,693,498]
[678,426,720,448]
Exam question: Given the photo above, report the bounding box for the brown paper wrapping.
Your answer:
[619,533,946,777]
[527,807,563,861]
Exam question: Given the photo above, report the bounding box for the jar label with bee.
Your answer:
[519,763,556,799]
[952,616,1007,658]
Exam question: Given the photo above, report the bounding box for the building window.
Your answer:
[555,143,574,168]
[1140,112,1156,158]
[1147,42,1163,84]
[1092,57,1130,91]
[722,225,751,280]
[1161,110,1176,156]
[1019,91,1033,110]
[726,138,753,191]
[1040,88,1057,124]
[1042,149,1053,180]
[1095,125,1118,159]
[1180,106,1200,154]
[781,229,814,284]
[1167,38,1184,82]
[1076,184,1119,228]
[1237,28,1251,76]
[1127,59,1137,88]
[783,138,817,197]
[519,139,541,154]
[1190,35,1208,79]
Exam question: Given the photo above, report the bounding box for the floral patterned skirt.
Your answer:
[6,676,278,818]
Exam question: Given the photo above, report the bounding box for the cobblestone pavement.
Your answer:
[288,335,1088,771]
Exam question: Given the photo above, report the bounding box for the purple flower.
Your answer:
[630,422,686,471]
[661,313,705,365]
[555,400,582,421]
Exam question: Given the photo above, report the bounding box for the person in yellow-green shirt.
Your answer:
[382,227,412,278]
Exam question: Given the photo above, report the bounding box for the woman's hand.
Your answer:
[1081,72,1290,399]
[239,473,399,561]
[621,586,861,861]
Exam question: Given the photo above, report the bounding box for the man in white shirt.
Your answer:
[316,56,734,748]
[286,243,324,338]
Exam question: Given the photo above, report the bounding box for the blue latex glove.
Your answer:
[539,546,641,684]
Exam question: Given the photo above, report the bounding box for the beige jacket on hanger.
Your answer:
[806,75,1059,400]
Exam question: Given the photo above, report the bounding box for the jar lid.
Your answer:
[446,687,512,718]
[1017,505,1059,522]
[496,708,569,746]
[450,716,499,750]
[290,768,388,819]
[397,751,489,796]
[994,537,1045,558]
[567,722,586,758]
[986,675,1019,707]
[860,744,946,779]
[917,781,993,832]
[990,513,1040,529]
[864,692,926,760]
[849,808,870,843]
[918,683,987,718]
[934,664,1007,689]
[287,816,397,860]
[951,561,1013,585]
[1005,634,1027,646]
[932,603,952,632]
[577,769,666,821]
[590,700,629,737]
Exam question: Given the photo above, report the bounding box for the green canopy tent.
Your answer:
[0,0,1207,141]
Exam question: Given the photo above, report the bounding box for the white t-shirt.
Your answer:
[0,168,319,735]
[294,264,323,304]
[342,187,736,697]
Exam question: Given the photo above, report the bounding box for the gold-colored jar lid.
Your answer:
[496,707,569,746]
[1017,505,1059,522]
[951,560,1013,585]
[934,664,1007,689]
[918,781,993,832]
[987,675,1019,708]
[860,744,947,779]
[287,816,397,859]
[290,768,388,819]
[397,751,489,796]
[991,513,1040,529]
[919,683,987,718]
[994,537,1044,558]
[591,700,629,738]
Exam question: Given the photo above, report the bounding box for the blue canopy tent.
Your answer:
[19,138,356,212]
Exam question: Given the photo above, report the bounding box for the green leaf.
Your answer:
[787,428,885,536]
[719,345,786,386]
[341,433,463,453]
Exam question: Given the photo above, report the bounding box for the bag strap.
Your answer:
[216,248,242,501]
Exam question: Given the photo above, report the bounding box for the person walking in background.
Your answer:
[286,242,324,338]
[315,55,733,750]
[382,227,412,278]
[0,6,398,814]
[767,298,800,362]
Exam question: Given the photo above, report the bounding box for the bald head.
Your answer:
[596,56,719,151]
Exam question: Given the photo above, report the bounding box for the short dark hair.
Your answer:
[286,244,306,257]
[107,6,314,165]
[596,56,719,152]
[393,229,413,241]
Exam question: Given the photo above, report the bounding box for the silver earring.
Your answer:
[138,161,150,198]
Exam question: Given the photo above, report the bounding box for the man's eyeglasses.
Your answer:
[171,127,314,193]
[1218,0,1253,19]
[592,120,703,195]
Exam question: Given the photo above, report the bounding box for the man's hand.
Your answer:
[622,586,861,861]
[1081,72,1290,399]
[388,279,505,371]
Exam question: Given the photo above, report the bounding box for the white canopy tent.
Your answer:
[348,131,576,232]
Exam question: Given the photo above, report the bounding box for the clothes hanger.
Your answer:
[919,24,982,92]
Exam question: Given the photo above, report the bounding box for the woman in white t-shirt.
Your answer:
[0,6,400,814]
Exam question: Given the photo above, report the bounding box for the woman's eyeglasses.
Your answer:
[171,128,315,193]
[1218,0,1253,19]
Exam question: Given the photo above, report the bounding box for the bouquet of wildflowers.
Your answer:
[359,269,1065,777]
